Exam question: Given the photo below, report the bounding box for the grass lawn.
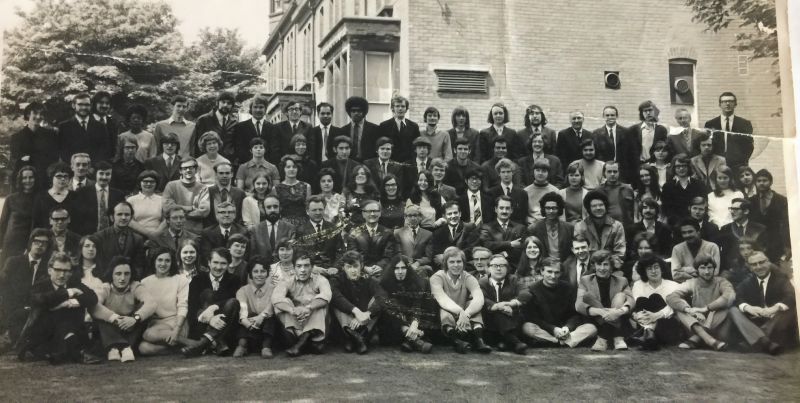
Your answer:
[1,346,798,401]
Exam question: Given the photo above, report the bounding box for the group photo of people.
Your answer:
[0,89,795,366]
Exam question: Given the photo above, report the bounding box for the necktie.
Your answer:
[117,230,128,252]
[98,188,109,230]
[220,188,229,203]
[256,120,262,136]
[472,194,481,224]
[223,229,230,242]
[505,186,510,196]
[737,224,744,237]
[212,277,220,291]
[381,162,387,177]
[315,223,321,233]
[495,281,502,301]
[759,279,766,307]
[418,161,425,172]
[292,123,297,134]
[609,127,616,160]
[723,117,730,152]
[174,233,180,252]
[81,120,87,131]
[30,260,38,285]
[321,127,328,162]
[501,222,508,233]
[450,226,457,240]
[412,228,418,239]
[167,156,173,172]
[400,120,406,132]
[578,262,585,277]
[269,224,276,247]
[353,123,361,158]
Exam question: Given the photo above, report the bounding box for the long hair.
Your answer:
[380,254,425,293]
[77,235,104,278]
[379,174,401,202]
[346,164,377,195]
[635,165,662,200]
[408,170,443,213]
[15,165,38,194]
[517,236,545,277]
[450,106,471,130]
[711,164,737,197]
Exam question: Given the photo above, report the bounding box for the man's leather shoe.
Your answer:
[473,337,492,353]
[214,342,231,356]
[411,338,433,354]
[400,340,413,352]
[344,328,368,354]
[182,338,211,358]
[81,350,102,365]
[309,340,325,355]
[453,339,471,354]
[513,342,528,355]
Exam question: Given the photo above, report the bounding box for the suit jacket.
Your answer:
[690,154,727,189]
[575,273,634,314]
[273,120,310,164]
[0,255,49,319]
[200,223,249,257]
[479,220,528,265]
[430,222,480,260]
[249,220,296,261]
[591,125,635,183]
[147,229,200,253]
[93,227,145,276]
[143,155,181,192]
[458,190,495,224]
[57,116,113,164]
[447,128,481,162]
[307,125,346,165]
[364,158,406,195]
[489,185,529,224]
[516,154,564,188]
[666,129,703,157]
[626,220,673,257]
[748,192,790,261]
[555,128,593,174]
[319,158,361,193]
[436,183,458,202]
[443,158,483,195]
[193,110,237,159]
[518,126,557,156]
[341,120,381,162]
[293,218,338,267]
[735,271,795,310]
[205,185,247,226]
[704,115,754,168]
[10,126,59,187]
[560,255,592,289]
[477,126,525,163]
[377,118,420,163]
[232,119,274,166]
[573,216,626,261]
[531,220,575,262]
[347,224,395,268]
[628,123,668,162]
[187,272,240,337]
[72,185,125,236]
[392,226,433,266]
[718,220,766,271]
[405,157,432,198]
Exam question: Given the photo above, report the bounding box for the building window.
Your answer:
[668,58,696,105]
[434,68,489,94]
[365,52,393,120]
[738,55,750,75]
[270,0,281,14]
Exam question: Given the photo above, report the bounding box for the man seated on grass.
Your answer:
[478,254,530,355]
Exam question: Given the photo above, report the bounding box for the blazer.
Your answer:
[10,126,59,186]
[479,220,528,265]
[193,110,237,159]
[479,275,532,315]
[477,125,525,163]
[364,158,406,195]
[93,227,145,276]
[249,219,296,261]
[430,222,480,260]
[530,220,575,262]
[232,119,274,166]
[591,125,636,183]
[72,185,125,236]
[458,191,495,224]
[205,185,247,227]
[146,228,200,253]
[704,115,754,168]
[516,154,564,188]
[392,226,433,266]
[307,125,346,165]
[518,126,558,156]
[627,123,668,162]
[320,158,361,193]
[489,185,529,224]
[57,116,114,164]
[0,255,49,319]
[377,118,420,163]
[666,129,704,158]
[573,216,626,261]
[560,255,592,289]
[748,192,790,262]
[690,154,727,189]
[341,120,381,162]
[575,273,634,314]
[347,224,395,268]
[143,155,181,192]
[293,218,339,267]
[187,272,240,337]
[273,120,310,164]
[670,240,721,282]
[735,271,795,310]
[718,220,766,271]
[200,223,249,256]
[626,220,673,257]
[555,128,593,174]
[447,128,481,162]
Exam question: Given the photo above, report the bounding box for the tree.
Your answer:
[1,0,186,130]
[684,0,778,85]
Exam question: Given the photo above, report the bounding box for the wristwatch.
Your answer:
[133,314,142,323]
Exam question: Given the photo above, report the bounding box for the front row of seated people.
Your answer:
[11,238,795,364]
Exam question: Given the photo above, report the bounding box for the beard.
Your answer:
[266,212,280,223]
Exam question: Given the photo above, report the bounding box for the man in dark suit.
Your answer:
[340,96,380,162]
[10,102,59,188]
[205,162,246,227]
[478,255,530,354]
[146,206,200,254]
[516,132,563,188]
[727,251,797,354]
[391,205,433,277]
[92,201,146,277]
[364,136,406,196]
[320,136,360,194]
[0,229,51,345]
[405,136,433,197]
[17,252,101,364]
[458,169,494,225]
[479,196,527,265]
[431,159,457,202]
[592,106,636,183]
[687,197,721,245]
[293,196,338,268]
[200,202,248,258]
[667,108,703,158]
[91,91,120,152]
[232,95,272,168]
[249,196,296,262]
[444,137,482,195]
[48,208,81,263]
[182,248,241,357]
[626,197,673,257]
[377,95,419,163]
[143,132,181,192]
[530,192,574,262]
[478,103,526,163]
[704,92,754,170]
[272,101,310,165]
[479,137,512,189]
[431,202,480,266]
[58,92,113,164]
[560,238,592,289]
[628,100,668,172]
[718,198,766,271]
[489,159,528,224]
[308,102,345,166]
[73,161,125,236]
[555,111,593,175]
[518,104,557,155]
[347,200,395,278]
[192,91,238,160]
[749,169,791,262]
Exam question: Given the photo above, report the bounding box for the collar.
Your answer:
[246,159,269,168]
[365,224,379,233]
[210,272,223,283]
[163,153,175,161]
[73,177,86,186]
[75,114,89,124]
[28,253,39,264]
[502,182,513,190]
[219,225,233,235]
[758,273,771,284]
[490,277,503,287]
[167,116,186,124]
[95,183,107,192]
[252,117,263,126]
[93,113,107,123]
[642,218,656,229]
[607,124,616,132]
[169,229,183,238]
[215,110,227,123]
[572,128,582,135]
[497,218,509,227]
[469,190,481,198]
[217,184,232,192]
[721,114,735,124]
[735,219,749,227]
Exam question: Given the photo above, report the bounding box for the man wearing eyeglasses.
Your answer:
[348,200,394,278]
[718,198,766,272]
[58,92,113,163]
[162,157,210,234]
[48,208,81,263]
[272,101,310,165]
[703,92,754,170]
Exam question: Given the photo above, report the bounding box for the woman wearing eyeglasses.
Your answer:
[31,162,78,231]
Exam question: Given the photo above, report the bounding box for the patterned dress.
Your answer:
[275,181,309,227]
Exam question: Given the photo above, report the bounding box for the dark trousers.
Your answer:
[727,307,798,347]
[633,295,683,345]
[198,298,240,347]
[97,321,143,350]
[237,315,276,349]
[23,308,89,361]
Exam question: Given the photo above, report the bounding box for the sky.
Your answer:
[0,0,272,49]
